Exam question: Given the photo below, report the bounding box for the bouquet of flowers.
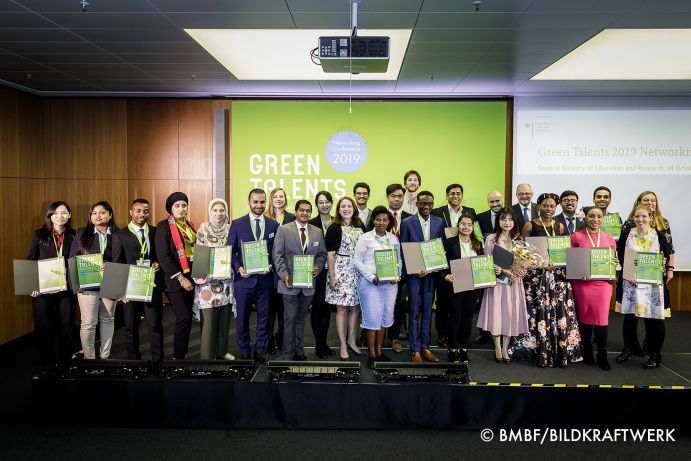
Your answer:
[510,238,547,273]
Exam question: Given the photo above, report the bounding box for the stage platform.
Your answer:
[7,309,691,434]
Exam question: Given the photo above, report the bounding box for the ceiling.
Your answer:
[1,0,690,97]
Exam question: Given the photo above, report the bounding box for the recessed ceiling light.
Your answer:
[532,29,691,80]
[184,29,412,81]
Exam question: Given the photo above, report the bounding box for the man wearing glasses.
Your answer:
[400,191,443,363]
[512,183,538,230]
[353,182,372,229]
[555,190,584,235]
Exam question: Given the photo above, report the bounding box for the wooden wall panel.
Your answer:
[43,100,93,178]
[92,99,128,180]
[127,99,179,180]
[178,100,213,180]
[17,92,44,178]
[0,87,19,178]
[127,179,179,225]
[179,179,214,226]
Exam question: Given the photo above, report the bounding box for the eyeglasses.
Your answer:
[561,199,577,204]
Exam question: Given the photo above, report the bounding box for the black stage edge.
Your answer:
[32,377,690,433]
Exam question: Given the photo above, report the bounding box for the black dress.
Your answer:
[508,220,583,367]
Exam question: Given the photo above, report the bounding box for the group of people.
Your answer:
[27,170,674,375]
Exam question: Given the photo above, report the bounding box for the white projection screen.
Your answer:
[514,97,691,270]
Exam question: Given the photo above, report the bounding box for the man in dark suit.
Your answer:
[476,190,504,236]
[272,200,327,360]
[112,198,164,363]
[512,183,539,230]
[400,191,443,363]
[353,182,373,229]
[430,183,475,347]
[384,183,411,352]
[227,188,279,364]
[555,190,585,235]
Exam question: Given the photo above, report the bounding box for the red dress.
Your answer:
[570,229,617,326]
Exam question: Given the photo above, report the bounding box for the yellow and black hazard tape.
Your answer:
[467,381,688,390]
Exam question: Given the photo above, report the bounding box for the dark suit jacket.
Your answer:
[308,216,331,235]
[512,202,539,230]
[227,214,279,290]
[554,213,585,236]
[155,219,195,293]
[442,236,485,277]
[272,222,327,296]
[476,209,495,236]
[112,224,164,291]
[28,228,77,292]
[69,227,113,261]
[273,211,295,225]
[431,205,477,228]
[399,214,444,278]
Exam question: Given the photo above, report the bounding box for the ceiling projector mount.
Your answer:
[311,1,390,74]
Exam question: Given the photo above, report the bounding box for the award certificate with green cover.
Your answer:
[209,246,232,279]
[292,255,313,288]
[420,238,448,271]
[589,248,616,280]
[547,236,570,267]
[636,252,663,285]
[76,254,103,288]
[125,265,155,302]
[374,249,399,281]
[601,213,622,240]
[242,240,270,274]
[38,258,67,294]
[471,255,496,288]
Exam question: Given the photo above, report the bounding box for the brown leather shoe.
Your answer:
[411,352,422,363]
[421,349,440,362]
[391,339,403,353]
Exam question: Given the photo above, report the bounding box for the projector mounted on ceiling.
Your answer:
[314,1,390,74]
[318,36,390,73]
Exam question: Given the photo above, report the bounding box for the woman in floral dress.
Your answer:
[509,193,583,367]
[325,197,367,360]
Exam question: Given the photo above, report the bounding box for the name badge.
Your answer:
[137,259,151,267]
[269,232,275,238]
[312,242,319,247]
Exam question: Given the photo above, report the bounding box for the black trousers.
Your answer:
[387,281,408,341]
[623,313,665,354]
[123,289,164,362]
[435,281,452,339]
[449,290,478,349]
[579,324,608,352]
[310,270,332,350]
[32,291,75,370]
[267,288,285,350]
[167,288,194,359]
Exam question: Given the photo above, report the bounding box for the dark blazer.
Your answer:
[399,214,444,277]
[69,227,113,261]
[155,219,195,293]
[227,214,279,290]
[512,202,539,230]
[476,209,495,236]
[112,224,164,290]
[308,215,331,235]
[442,235,485,276]
[27,228,76,261]
[554,213,585,236]
[272,211,296,225]
[431,205,477,228]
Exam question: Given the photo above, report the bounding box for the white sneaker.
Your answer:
[222,353,235,361]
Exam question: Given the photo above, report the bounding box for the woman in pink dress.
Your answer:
[570,206,617,370]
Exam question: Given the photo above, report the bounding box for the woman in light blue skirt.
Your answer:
[353,206,402,368]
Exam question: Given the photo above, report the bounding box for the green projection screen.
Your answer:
[230,100,508,218]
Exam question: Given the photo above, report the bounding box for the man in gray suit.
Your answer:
[272,199,327,360]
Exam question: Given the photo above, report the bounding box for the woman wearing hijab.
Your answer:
[155,192,197,360]
[69,201,117,360]
[193,198,234,360]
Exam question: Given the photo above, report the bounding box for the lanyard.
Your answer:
[374,233,392,249]
[538,217,555,237]
[633,228,652,250]
[97,232,107,255]
[320,217,331,235]
[418,215,430,240]
[586,229,601,248]
[128,223,149,260]
[53,234,62,259]
[459,237,473,258]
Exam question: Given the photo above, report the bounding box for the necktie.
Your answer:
[523,207,529,224]
[300,227,306,252]
[491,213,496,228]
[140,228,146,244]
[567,218,574,234]
[254,218,261,241]
[393,212,399,237]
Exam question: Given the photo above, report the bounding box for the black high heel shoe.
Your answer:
[642,353,661,369]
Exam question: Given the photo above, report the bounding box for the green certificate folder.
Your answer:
[589,248,616,280]
[420,238,448,271]
[601,213,622,240]
[209,246,232,279]
[636,252,663,285]
[75,254,103,288]
[242,240,270,274]
[292,255,314,288]
[125,265,156,302]
[374,249,399,281]
[547,236,570,267]
[38,258,67,294]
[471,255,496,288]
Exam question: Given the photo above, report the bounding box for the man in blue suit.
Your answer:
[227,189,279,364]
[400,190,443,363]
